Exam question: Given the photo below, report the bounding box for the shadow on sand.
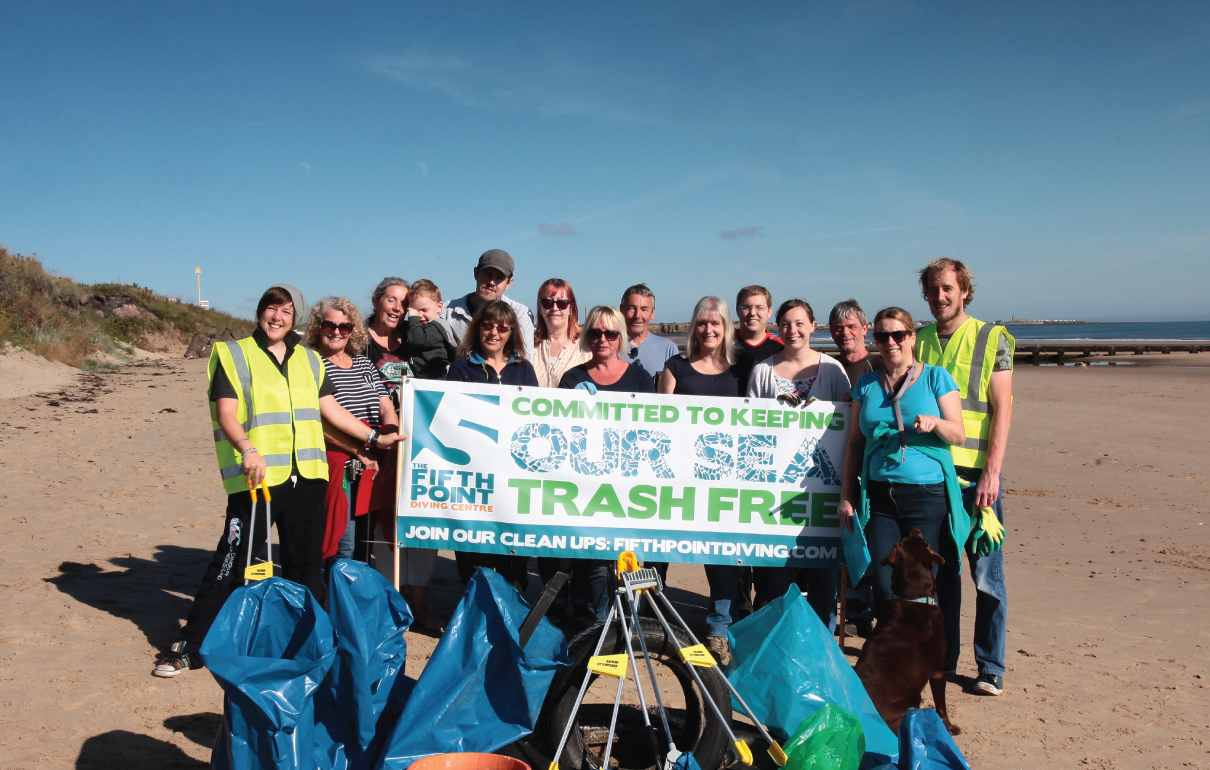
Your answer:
[76,730,207,769]
[45,544,213,650]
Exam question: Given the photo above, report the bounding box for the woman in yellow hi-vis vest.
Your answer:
[154,286,403,678]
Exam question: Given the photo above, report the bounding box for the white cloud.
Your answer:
[415,161,428,176]
[720,226,763,240]
[298,162,311,176]
[538,222,579,237]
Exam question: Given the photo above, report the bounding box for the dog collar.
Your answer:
[892,594,937,605]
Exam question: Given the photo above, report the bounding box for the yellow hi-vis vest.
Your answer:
[207,337,329,494]
[916,317,1014,470]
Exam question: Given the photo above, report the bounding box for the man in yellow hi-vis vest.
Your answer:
[916,258,1013,697]
[154,286,403,678]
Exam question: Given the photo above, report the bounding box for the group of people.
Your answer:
[155,250,1013,702]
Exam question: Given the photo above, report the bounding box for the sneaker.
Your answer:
[153,641,201,678]
[705,636,731,667]
[972,672,1003,696]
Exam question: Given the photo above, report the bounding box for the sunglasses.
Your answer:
[321,321,354,335]
[587,328,621,342]
[539,297,572,310]
[480,323,512,334]
[873,330,912,344]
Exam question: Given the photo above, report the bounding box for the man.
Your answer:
[916,257,1014,697]
[829,299,883,386]
[733,285,783,390]
[442,249,535,359]
[619,284,680,384]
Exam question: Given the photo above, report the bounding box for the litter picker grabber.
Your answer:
[619,562,788,768]
[616,554,682,770]
[547,601,620,770]
[243,479,274,584]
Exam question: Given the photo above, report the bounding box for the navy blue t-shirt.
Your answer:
[559,362,656,393]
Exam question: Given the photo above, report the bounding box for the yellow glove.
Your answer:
[979,506,1004,547]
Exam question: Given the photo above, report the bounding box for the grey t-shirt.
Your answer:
[624,333,682,382]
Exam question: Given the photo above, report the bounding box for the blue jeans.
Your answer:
[937,472,1007,676]
[704,564,744,637]
[864,479,948,614]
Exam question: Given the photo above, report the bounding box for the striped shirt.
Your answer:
[322,355,389,428]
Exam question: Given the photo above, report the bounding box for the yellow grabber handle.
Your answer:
[248,478,271,502]
[734,740,754,766]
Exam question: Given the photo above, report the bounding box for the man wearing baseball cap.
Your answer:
[441,249,536,359]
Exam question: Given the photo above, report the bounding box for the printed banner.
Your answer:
[397,380,850,567]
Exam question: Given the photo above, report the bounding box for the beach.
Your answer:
[0,359,1206,769]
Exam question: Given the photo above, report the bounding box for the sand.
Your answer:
[0,360,1206,769]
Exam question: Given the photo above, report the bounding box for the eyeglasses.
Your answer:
[873,330,912,344]
[587,328,621,342]
[321,321,354,335]
[737,305,769,313]
[539,297,572,310]
[480,323,512,334]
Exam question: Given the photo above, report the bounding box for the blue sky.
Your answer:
[2,2,1208,323]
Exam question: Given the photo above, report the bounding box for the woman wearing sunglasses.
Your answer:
[532,278,591,388]
[445,300,538,591]
[558,305,656,394]
[446,300,540,386]
[745,298,851,631]
[305,299,433,613]
[838,307,966,620]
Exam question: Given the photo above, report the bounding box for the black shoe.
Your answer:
[973,672,1003,696]
[153,641,202,678]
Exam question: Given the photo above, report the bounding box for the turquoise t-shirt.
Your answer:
[851,364,959,484]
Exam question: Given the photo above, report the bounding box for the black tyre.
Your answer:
[529,616,734,770]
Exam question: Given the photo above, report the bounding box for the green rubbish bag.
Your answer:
[783,704,865,770]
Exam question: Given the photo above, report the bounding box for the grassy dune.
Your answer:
[0,245,253,368]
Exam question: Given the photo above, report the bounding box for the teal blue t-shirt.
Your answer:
[851,364,959,484]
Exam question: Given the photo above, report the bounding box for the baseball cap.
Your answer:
[476,249,514,277]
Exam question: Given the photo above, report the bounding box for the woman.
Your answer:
[532,278,590,388]
[658,297,744,663]
[746,299,851,631]
[838,307,966,616]
[550,306,656,623]
[446,300,540,386]
[445,300,537,590]
[365,277,412,402]
[306,298,440,631]
[156,286,403,677]
[558,305,656,394]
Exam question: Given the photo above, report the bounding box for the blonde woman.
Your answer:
[658,296,740,397]
[558,305,655,393]
[658,297,745,663]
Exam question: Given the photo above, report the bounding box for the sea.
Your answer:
[982,320,1210,343]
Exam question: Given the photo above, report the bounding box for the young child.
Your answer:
[404,279,459,380]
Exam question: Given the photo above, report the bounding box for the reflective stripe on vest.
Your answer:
[208,338,328,493]
[916,317,1013,469]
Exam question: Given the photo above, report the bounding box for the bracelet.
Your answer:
[241,447,258,456]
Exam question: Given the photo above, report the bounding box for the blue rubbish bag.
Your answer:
[375,567,571,769]
[201,577,337,770]
[727,586,898,765]
[315,559,415,770]
[897,709,970,770]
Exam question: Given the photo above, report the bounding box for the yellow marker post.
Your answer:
[678,644,717,667]
[587,654,629,679]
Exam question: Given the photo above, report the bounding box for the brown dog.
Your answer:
[854,529,960,735]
